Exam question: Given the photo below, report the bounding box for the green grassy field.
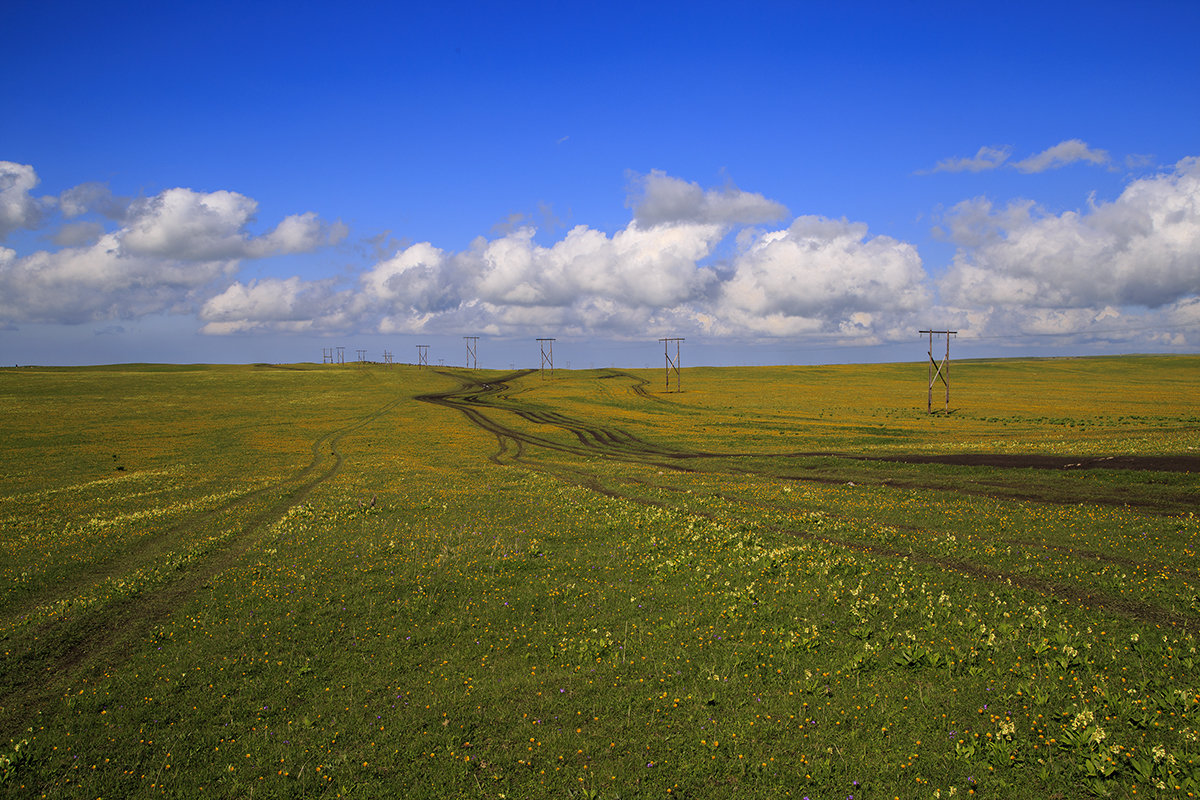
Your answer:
[1,356,1198,798]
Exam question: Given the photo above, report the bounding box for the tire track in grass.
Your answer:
[419,370,1200,632]
[0,395,404,741]
[421,370,1198,505]
[527,461,1200,633]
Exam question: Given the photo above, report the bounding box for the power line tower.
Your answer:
[356,349,367,363]
[382,350,393,365]
[464,336,479,369]
[336,346,345,365]
[919,329,957,413]
[322,347,333,364]
[416,344,429,369]
[659,337,684,393]
[537,338,555,378]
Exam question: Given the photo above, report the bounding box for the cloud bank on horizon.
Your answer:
[3,150,1199,353]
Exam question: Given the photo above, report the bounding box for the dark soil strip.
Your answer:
[420,371,1200,633]
[420,371,1197,510]
[856,452,1200,473]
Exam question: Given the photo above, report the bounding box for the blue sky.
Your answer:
[3,0,1198,367]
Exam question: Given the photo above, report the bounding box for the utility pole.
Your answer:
[659,337,684,392]
[464,336,479,369]
[356,349,367,363]
[322,347,333,364]
[537,338,555,378]
[416,344,429,369]
[382,350,393,365]
[336,346,345,365]
[919,329,957,413]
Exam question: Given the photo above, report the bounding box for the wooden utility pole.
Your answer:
[919,329,957,413]
[464,336,479,369]
[659,337,684,392]
[537,338,555,378]
[416,344,429,369]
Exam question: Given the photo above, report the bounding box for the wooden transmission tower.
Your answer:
[464,336,479,369]
[416,344,429,369]
[659,337,684,392]
[920,329,957,413]
[537,338,555,378]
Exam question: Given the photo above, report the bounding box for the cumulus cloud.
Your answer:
[715,216,929,338]
[628,170,787,226]
[350,221,726,335]
[940,157,1200,310]
[0,231,239,324]
[362,241,467,313]
[0,161,51,237]
[58,182,129,220]
[51,221,105,247]
[202,171,934,344]
[0,176,345,325]
[199,277,350,334]
[120,188,344,261]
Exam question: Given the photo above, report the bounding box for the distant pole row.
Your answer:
[322,336,687,389]
[321,333,955,410]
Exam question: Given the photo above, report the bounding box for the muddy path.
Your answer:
[418,369,1200,632]
[419,370,1198,507]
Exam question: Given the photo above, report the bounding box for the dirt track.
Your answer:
[418,369,1198,486]
[0,394,406,741]
[419,369,1200,633]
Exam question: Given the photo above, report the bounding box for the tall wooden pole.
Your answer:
[919,329,957,413]
[658,337,684,392]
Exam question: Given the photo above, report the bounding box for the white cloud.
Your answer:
[199,277,349,334]
[628,170,787,226]
[120,188,343,261]
[0,231,239,324]
[936,302,1200,350]
[923,146,1012,174]
[716,216,929,338]
[474,222,723,308]
[358,220,725,316]
[0,161,51,238]
[1012,139,1110,173]
[58,182,128,220]
[205,172,933,344]
[0,178,344,325]
[361,241,466,313]
[923,140,1112,176]
[51,221,105,247]
[940,157,1200,310]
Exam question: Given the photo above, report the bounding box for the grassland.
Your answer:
[0,355,1198,798]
